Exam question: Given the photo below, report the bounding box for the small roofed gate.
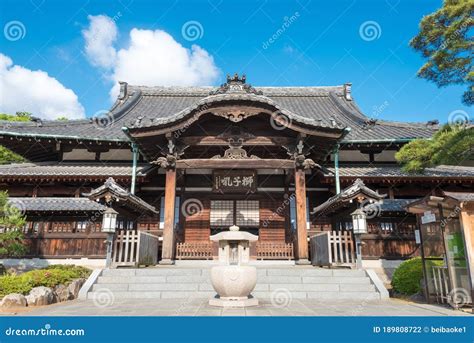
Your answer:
[112,230,160,267]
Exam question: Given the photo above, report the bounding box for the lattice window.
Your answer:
[210,200,234,227]
[236,200,259,227]
[75,221,88,232]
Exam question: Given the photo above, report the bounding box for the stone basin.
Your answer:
[209,265,258,307]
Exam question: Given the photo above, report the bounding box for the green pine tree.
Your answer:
[410,0,473,105]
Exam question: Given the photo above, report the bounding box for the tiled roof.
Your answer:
[0,82,438,142]
[380,199,420,212]
[313,178,386,216]
[325,165,474,179]
[0,162,153,179]
[442,191,474,202]
[8,197,107,212]
[84,177,158,215]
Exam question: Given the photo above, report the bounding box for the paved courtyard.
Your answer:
[9,298,470,317]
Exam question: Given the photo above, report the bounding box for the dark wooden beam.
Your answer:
[181,136,292,146]
[176,158,295,169]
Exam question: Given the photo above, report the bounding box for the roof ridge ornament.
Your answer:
[209,73,263,96]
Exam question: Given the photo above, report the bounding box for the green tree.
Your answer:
[0,113,30,164]
[410,0,473,105]
[396,124,474,172]
[0,191,27,257]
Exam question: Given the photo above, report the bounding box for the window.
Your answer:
[210,200,259,228]
[236,201,259,227]
[210,200,234,227]
[117,219,135,230]
[75,221,88,232]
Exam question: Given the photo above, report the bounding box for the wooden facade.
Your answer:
[0,74,472,265]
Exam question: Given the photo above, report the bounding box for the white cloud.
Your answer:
[82,15,117,69]
[0,53,85,120]
[83,15,220,100]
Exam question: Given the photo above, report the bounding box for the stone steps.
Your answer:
[87,267,382,301]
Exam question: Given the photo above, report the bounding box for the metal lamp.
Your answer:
[351,208,367,269]
[102,207,118,267]
[351,208,367,235]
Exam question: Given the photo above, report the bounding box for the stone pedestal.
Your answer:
[209,265,258,307]
[208,226,259,307]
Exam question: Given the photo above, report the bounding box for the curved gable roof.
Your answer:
[0,78,438,143]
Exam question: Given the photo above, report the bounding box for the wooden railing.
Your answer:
[310,231,355,267]
[176,242,213,260]
[112,230,160,267]
[256,242,294,260]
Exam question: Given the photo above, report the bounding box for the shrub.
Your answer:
[391,257,443,295]
[0,264,91,298]
[0,230,28,257]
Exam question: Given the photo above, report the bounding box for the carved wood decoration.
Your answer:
[284,139,321,170]
[211,138,260,160]
[151,136,188,169]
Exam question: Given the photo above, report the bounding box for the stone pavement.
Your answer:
[13,298,470,316]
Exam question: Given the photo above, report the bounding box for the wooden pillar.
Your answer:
[160,168,177,264]
[294,168,310,264]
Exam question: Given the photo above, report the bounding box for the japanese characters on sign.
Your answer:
[213,170,257,193]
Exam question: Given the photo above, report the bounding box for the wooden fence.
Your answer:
[431,265,450,304]
[3,221,107,258]
[176,242,213,260]
[256,242,294,260]
[112,230,160,267]
[310,231,355,267]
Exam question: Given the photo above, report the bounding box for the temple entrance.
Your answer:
[176,189,294,261]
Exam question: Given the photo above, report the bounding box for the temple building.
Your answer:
[0,74,472,285]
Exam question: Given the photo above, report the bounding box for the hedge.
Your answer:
[0,265,91,298]
[391,257,443,295]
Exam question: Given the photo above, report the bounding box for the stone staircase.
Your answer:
[86,267,384,301]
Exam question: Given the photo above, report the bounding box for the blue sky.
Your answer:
[0,0,471,123]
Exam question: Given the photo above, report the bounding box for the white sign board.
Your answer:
[414,230,421,244]
[421,211,436,224]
